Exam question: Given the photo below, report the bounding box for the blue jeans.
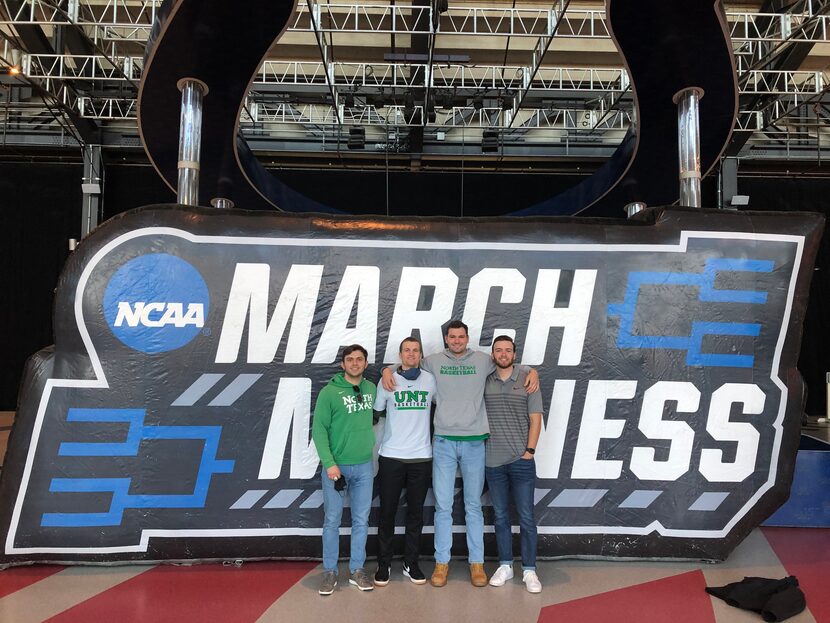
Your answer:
[432,436,485,564]
[321,461,374,573]
[485,457,537,570]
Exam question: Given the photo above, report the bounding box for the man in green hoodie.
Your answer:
[311,344,377,596]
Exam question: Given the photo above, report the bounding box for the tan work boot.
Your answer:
[431,562,449,587]
[470,563,487,587]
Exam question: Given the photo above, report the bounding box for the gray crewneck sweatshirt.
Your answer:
[422,348,496,437]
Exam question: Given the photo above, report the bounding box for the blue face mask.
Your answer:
[398,366,421,381]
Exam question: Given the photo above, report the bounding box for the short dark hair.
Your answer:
[341,344,368,362]
[399,336,423,353]
[445,320,469,336]
[492,334,515,350]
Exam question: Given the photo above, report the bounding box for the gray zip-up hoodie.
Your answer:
[422,348,496,437]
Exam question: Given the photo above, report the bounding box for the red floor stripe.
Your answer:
[537,570,715,623]
[0,565,64,599]
[762,527,830,622]
[45,561,317,623]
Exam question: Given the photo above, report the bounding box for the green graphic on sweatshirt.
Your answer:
[439,364,477,376]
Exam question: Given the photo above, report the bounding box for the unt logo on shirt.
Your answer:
[393,390,430,410]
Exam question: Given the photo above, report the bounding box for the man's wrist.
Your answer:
[525,447,535,455]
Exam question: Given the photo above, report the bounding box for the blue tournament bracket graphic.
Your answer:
[608,258,773,367]
[0,206,822,564]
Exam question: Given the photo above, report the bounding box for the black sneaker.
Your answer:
[374,563,390,586]
[403,561,427,585]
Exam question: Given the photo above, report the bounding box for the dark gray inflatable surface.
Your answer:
[0,205,822,565]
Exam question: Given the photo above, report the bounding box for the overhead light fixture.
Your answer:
[472,96,484,110]
[502,96,514,111]
[436,0,449,13]
[481,129,499,153]
[344,93,355,108]
[348,127,365,150]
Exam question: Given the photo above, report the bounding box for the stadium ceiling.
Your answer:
[1,0,829,174]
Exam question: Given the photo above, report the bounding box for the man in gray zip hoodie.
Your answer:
[382,320,538,588]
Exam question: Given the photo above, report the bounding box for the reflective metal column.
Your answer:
[176,78,208,206]
[673,87,703,208]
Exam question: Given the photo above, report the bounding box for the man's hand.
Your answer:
[381,367,397,391]
[521,451,535,460]
[326,465,341,481]
[524,368,539,393]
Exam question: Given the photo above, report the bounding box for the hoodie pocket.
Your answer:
[436,398,481,432]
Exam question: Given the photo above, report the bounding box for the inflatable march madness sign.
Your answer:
[0,205,822,565]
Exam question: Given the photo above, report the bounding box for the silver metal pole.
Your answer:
[81,143,102,237]
[624,201,646,218]
[210,197,234,209]
[177,78,207,206]
[673,87,703,207]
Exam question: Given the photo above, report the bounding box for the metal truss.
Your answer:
[19,53,828,100]
[286,2,830,44]
[4,2,829,45]
[244,101,631,131]
[2,0,830,160]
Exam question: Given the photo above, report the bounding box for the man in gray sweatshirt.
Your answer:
[382,320,538,588]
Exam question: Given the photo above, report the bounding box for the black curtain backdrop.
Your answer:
[1,161,827,413]
[1,163,81,412]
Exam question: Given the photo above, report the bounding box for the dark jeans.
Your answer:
[485,457,537,570]
[377,456,432,566]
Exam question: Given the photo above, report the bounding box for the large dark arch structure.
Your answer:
[138,0,737,216]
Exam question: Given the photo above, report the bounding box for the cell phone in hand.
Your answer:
[334,475,347,492]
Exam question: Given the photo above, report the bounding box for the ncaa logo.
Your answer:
[103,254,209,353]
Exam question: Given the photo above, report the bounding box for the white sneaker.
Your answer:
[523,570,542,593]
[488,564,514,587]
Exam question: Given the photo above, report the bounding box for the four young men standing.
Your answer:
[312,323,544,595]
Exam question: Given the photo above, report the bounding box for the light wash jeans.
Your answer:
[320,461,374,573]
[432,436,485,564]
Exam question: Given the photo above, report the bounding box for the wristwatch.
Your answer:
[525,447,536,455]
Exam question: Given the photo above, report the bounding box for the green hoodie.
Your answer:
[312,373,377,469]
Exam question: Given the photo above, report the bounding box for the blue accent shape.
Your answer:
[607,258,773,368]
[59,409,145,456]
[103,253,209,354]
[700,259,773,303]
[43,409,235,527]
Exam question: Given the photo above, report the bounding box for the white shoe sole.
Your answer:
[373,577,389,587]
[318,581,337,595]
[349,579,374,591]
[403,569,427,585]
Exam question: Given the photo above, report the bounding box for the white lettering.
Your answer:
[258,377,319,480]
[630,381,699,481]
[384,267,459,362]
[462,268,526,349]
[215,264,323,364]
[535,379,575,479]
[522,269,596,366]
[113,302,204,328]
[312,266,380,363]
[571,379,637,479]
[699,383,764,482]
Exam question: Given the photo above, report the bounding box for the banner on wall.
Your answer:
[0,205,822,565]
